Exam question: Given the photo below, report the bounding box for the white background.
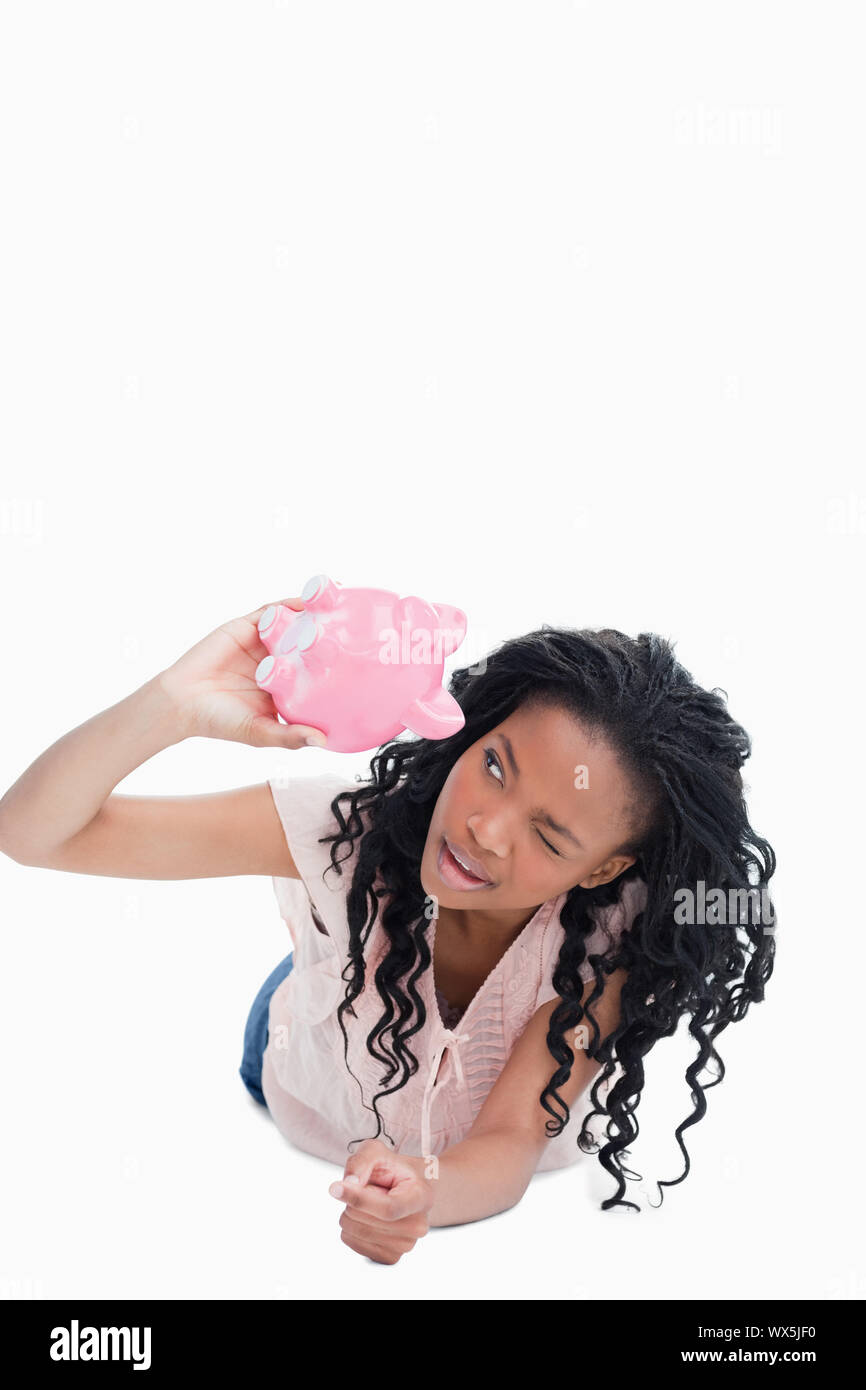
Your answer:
[0,1,862,1300]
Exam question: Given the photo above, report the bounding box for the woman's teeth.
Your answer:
[440,839,492,888]
[453,851,482,879]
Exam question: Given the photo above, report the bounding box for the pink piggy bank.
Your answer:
[254,574,469,753]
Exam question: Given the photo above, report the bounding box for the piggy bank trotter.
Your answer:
[255,573,468,753]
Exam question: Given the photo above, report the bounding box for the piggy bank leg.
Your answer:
[255,653,300,703]
[300,574,341,611]
[258,604,302,655]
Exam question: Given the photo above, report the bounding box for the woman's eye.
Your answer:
[483,748,503,782]
[482,747,563,857]
[538,832,562,857]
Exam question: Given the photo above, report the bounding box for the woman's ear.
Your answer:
[578,854,636,891]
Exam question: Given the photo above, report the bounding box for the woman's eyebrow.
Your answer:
[497,733,585,850]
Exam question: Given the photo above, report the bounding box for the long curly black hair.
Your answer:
[314,625,776,1213]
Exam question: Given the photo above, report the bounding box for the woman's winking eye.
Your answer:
[482,747,563,857]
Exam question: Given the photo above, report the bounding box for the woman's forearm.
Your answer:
[0,675,185,862]
[406,1130,541,1227]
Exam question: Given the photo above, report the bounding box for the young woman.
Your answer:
[0,597,776,1266]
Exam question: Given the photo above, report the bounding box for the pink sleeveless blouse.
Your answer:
[260,770,648,1172]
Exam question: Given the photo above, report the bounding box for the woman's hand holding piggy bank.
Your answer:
[156,597,330,750]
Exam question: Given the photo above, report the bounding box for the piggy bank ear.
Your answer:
[431,604,467,657]
[402,687,465,741]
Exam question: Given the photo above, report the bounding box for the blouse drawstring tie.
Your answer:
[421,1026,471,1162]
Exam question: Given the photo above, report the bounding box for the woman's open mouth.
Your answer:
[437,837,496,891]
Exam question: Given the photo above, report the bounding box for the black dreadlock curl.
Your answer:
[311,625,776,1213]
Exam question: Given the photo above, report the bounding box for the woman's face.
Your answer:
[420,703,638,916]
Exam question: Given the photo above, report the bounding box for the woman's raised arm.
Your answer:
[0,599,325,876]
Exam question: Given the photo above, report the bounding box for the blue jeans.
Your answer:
[239,951,295,1106]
